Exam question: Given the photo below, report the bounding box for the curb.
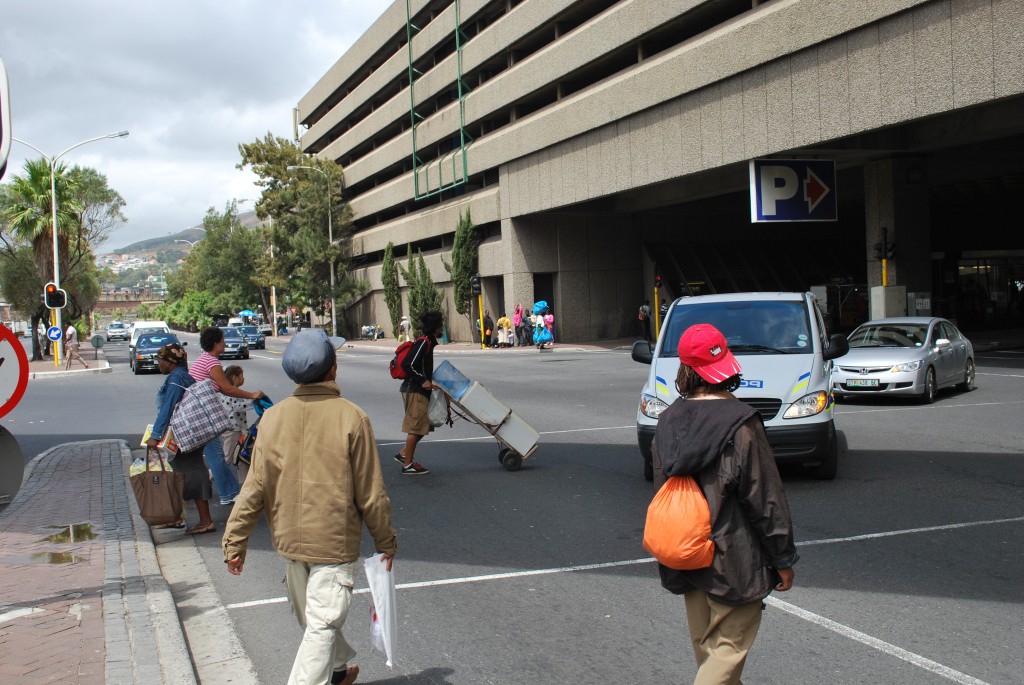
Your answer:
[29,364,113,380]
[120,444,199,685]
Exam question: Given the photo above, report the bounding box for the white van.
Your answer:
[632,292,849,480]
[129,320,171,351]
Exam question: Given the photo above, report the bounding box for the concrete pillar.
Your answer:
[863,158,931,318]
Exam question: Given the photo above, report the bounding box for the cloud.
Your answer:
[1,0,385,249]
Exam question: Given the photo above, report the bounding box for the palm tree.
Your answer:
[1,157,82,281]
[0,158,82,360]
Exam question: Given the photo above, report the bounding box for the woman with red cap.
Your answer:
[651,323,798,684]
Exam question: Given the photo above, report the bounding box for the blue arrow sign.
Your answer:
[46,326,62,341]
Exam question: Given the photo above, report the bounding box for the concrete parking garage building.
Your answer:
[296,0,1024,342]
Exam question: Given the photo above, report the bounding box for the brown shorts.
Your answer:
[401,391,431,436]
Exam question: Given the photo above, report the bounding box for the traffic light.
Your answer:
[43,282,67,309]
[654,275,663,290]
[470,274,481,295]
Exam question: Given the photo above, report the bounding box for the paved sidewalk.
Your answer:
[0,441,195,684]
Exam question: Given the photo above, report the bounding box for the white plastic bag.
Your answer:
[363,553,396,668]
[427,389,447,428]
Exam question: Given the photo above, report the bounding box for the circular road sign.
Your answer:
[0,325,29,419]
[47,326,62,341]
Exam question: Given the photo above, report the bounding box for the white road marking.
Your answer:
[799,516,1024,546]
[224,515,1019,685]
[764,597,992,685]
[836,399,1024,414]
[378,424,634,447]
[976,372,1024,378]
[0,606,45,624]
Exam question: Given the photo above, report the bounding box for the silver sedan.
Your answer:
[833,317,975,403]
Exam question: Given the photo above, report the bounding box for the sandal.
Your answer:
[184,521,216,535]
[331,665,359,685]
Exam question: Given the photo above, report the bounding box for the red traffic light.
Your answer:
[43,282,67,309]
[654,276,663,289]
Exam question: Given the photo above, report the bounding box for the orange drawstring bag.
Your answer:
[643,476,715,570]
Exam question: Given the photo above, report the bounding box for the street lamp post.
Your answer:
[14,130,129,366]
[287,165,336,337]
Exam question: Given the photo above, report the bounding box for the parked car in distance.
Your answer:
[218,326,249,360]
[131,333,185,374]
[237,325,265,349]
[106,321,129,341]
[833,317,975,404]
[258,322,273,336]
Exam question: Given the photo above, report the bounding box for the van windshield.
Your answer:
[659,300,812,357]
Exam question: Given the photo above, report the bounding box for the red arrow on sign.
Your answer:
[803,168,830,213]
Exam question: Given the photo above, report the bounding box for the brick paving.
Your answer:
[0,441,195,685]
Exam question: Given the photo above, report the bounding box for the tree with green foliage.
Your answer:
[166,202,270,321]
[237,133,365,334]
[441,209,477,320]
[381,242,402,337]
[0,159,126,359]
[399,246,443,332]
[155,290,214,331]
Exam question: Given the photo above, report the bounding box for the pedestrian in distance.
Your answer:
[398,314,412,343]
[495,312,512,348]
[63,321,90,369]
[394,310,444,475]
[190,326,265,507]
[639,300,653,342]
[483,310,494,348]
[38,321,51,358]
[145,343,215,534]
[651,323,797,685]
[512,304,525,347]
[223,329,396,685]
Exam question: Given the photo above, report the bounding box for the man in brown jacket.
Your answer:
[223,329,397,685]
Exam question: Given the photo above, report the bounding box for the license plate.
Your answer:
[847,378,879,387]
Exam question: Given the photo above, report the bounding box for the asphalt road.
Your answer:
[7,335,1024,684]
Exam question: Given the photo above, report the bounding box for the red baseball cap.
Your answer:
[677,324,742,383]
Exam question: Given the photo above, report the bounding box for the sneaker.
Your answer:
[401,462,430,475]
[219,496,237,506]
[393,454,406,465]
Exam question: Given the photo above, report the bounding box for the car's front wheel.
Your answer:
[956,359,975,392]
[807,430,840,480]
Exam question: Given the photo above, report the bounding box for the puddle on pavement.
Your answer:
[1,552,88,564]
[0,522,97,565]
[43,522,97,543]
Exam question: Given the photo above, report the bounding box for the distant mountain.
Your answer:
[114,228,206,254]
[113,211,263,254]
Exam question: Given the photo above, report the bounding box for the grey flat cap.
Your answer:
[281,329,347,384]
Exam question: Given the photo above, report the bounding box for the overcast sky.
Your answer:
[1,1,386,251]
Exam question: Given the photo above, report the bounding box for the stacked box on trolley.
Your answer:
[434,360,539,458]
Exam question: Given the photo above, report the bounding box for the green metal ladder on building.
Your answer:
[405,0,472,200]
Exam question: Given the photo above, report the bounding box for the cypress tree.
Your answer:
[382,241,401,336]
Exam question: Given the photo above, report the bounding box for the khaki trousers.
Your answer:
[285,560,358,685]
[684,589,763,685]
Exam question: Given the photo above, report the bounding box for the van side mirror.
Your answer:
[632,340,653,364]
[823,333,849,361]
